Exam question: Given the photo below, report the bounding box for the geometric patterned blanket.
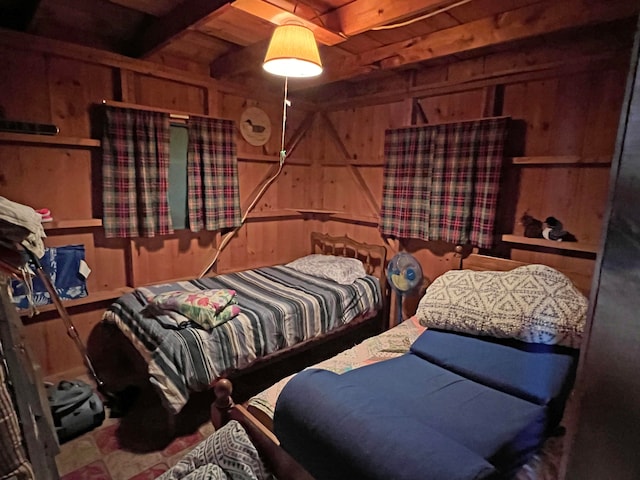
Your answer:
[158,420,272,480]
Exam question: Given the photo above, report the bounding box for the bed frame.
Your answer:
[208,252,583,479]
[92,231,389,414]
[216,232,389,401]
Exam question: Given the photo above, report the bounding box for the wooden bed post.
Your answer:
[211,378,234,429]
[210,379,315,480]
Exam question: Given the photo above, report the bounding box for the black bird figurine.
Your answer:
[244,118,266,133]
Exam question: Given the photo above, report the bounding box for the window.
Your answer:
[168,124,189,229]
[101,106,241,238]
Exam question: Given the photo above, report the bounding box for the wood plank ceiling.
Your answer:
[0,0,638,95]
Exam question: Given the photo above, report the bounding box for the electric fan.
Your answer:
[386,252,423,325]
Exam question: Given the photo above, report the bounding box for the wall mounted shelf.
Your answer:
[237,152,280,163]
[236,153,310,166]
[18,287,133,316]
[43,219,103,231]
[246,209,303,220]
[331,213,379,226]
[511,155,611,166]
[285,208,342,215]
[0,132,101,148]
[501,234,599,254]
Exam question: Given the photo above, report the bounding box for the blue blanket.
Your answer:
[274,329,578,480]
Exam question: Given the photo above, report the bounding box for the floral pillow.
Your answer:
[416,264,587,348]
[285,254,367,285]
[152,289,240,330]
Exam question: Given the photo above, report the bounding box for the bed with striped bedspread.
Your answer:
[102,265,382,414]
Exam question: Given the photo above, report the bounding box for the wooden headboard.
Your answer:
[310,232,387,295]
[462,253,591,296]
[462,253,528,272]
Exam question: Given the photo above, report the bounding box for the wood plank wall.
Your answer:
[309,24,634,317]
[0,29,309,376]
[0,18,634,376]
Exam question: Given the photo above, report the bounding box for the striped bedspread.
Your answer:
[102,266,382,414]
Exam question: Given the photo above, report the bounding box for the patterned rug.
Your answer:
[55,381,216,480]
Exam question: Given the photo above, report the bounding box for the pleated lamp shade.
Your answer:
[263,24,323,78]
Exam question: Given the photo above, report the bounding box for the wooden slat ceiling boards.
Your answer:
[107,0,184,17]
[0,0,637,91]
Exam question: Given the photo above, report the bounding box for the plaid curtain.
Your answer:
[186,116,241,232]
[102,106,173,238]
[380,117,508,249]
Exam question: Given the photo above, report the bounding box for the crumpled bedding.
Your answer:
[150,289,240,330]
[0,196,46,258]
[158,420,272,480]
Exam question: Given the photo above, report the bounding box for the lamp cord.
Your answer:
[198,77,291,278]
[280,76,289,165]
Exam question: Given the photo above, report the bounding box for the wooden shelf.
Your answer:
[245,209,378,224]
[284,208,342,215]
[246,209,343,220]
[0,132,101,148]
[18,287,133,316]
[43,219,103,230]
[331,213,379,226]
[237,153,280,163]
[501,234,599,254]
[512,155,611,165]
[246,209,303,220]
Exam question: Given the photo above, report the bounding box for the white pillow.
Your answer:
[415,264,587,348]
[286,254,367,285]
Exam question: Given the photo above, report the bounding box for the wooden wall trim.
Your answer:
[320,113,381,216]
[0,27,216,89]
[0,27,316,108]
[118,70,137,103]
[323,52,628,111]
[101,99,231,121]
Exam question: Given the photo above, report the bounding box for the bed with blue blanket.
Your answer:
[101,232,387,414]
[211,254,587,480]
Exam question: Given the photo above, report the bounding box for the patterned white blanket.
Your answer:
[158,421,272,480]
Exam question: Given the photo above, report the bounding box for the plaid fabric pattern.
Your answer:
[187,117,241,232]
[102,106,173,238]
[380,117,508,248]
[0,350,35,480]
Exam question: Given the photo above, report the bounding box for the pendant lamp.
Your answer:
[263,24,322,78]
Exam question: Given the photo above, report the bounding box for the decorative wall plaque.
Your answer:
[239,107,271,146]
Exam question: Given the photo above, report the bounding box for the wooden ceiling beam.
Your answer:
[231,0,456,43]
[320,0,456,37]
[107,0,179,17]
[230,0,344,46]
[131,0,231,57]
[211,0,451,78]
[211,38,270,79]
[306,0,640,87]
